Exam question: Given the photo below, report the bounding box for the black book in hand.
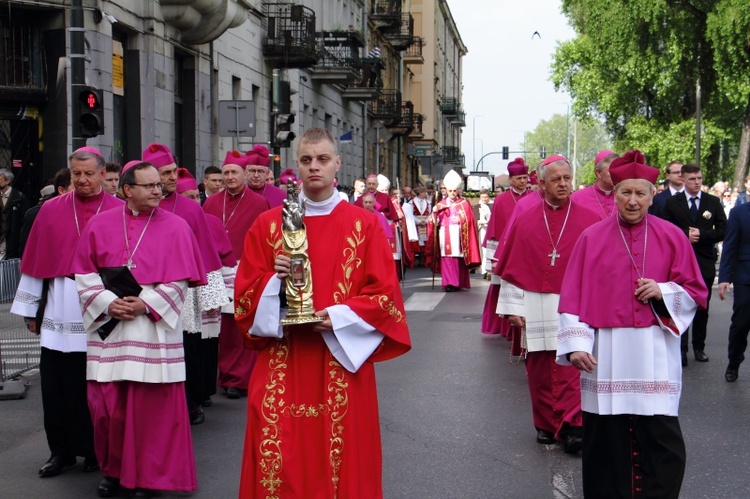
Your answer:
[96,266,143,341]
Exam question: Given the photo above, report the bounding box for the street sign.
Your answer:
[218,100,256,138]
[413,145,433,157]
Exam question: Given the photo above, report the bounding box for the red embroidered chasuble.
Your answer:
[234,202,410,498]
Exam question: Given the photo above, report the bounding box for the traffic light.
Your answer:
[540,146,546,159]
[273,112,296,148]
[502,146,509,160]
[271,80,295,148]
[78,87,104,137]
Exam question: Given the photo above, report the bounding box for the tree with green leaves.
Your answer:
[551,0,749,187]
[522,113,612,186]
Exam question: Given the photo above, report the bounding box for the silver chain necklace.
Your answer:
[541,198,572,266]
[122,207,155,270]
[223,187,247,228]
[73,191,106,236]
[593,185,615,218]
[616,215,648,279]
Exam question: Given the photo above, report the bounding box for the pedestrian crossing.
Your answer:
[403,292,445,311]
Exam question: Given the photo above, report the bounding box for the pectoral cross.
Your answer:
[548,248,560,267]
[126,259,136,270]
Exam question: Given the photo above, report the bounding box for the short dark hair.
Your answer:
[121,161,156,187]
[681,163,701,175]
[666,161,683,175]
[203,165,222,177]
[105,162,122,174]
[53,168,71,193]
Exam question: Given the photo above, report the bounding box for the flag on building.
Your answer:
[339,130,353,144]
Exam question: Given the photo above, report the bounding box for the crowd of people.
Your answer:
[7,127,750,498]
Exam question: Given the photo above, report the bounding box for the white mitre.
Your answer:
[377,174,390,193]
[443,169,462,190]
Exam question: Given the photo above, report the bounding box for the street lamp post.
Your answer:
[472,114,486,171]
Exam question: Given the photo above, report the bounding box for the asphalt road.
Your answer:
[1,267,748,498]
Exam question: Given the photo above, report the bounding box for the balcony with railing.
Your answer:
[382,13,414,51]
[450,110,466,127]
[442,146,465,165]
[341,56,383,101]
[368,89,402,126]
[262,3,318,69]
[441,97,461,116]
[387,101,415,137]
[370,0,402,31]
[310,31,365,85]
[403,36,423,64]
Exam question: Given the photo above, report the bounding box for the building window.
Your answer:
[0,11,44,89]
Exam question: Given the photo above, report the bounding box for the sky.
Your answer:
[448,0,577,175]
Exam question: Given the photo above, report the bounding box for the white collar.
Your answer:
[300,190,341,217]
[669,185,685,195]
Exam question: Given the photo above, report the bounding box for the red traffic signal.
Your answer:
[78,87,104,138]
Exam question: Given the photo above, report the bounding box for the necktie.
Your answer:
[690,196,698,221]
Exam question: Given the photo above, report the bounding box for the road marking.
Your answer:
[403,292,445,311]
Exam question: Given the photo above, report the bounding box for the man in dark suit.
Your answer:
[0,168,29,259]
[649,160,684,217]
[718,202,750,381]
[663,163,726,365]
[734,175,750,207]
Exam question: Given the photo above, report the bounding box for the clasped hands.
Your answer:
[108,297,146,321]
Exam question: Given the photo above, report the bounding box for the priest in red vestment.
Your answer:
[234,128,410,498]
[403,186,431,266]
[481,158,530,336]
[352,173,397,221]
[425,170,481,291]
[70,162,206,497]
[570,150,619,221]
[557,151,706,498]
[12,147,123,479]
[203,151,270,399]
[494,155,599,453]
[244,144,287,208]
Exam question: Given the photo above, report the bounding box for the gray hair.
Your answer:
[0,168,14,182]
[68,149,105,170]
[537,159,570,180]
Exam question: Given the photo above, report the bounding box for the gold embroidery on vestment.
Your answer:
[258,338,289,498]
[333,219,365,304]
[369,294,406,324]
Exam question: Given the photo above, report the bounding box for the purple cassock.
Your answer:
[160,192,222,273]
[250,183,287,209]
[22,189,124,277]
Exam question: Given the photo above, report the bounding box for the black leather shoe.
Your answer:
[83,456,100,472]
[189,407,205,425]
[97,476,120,497]
[202,397,213,407]
[225,387,241,399]
[681,352,688,367]
[39,455,76,478]
[726,366,739,383]
[132,488,155,497]
[536,430,555,445]
[694,350,709,362]
[563,434,583,454]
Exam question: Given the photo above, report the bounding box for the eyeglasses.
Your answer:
[668,170,681,175]
[130,182,164,191]
[246,169,268,176]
